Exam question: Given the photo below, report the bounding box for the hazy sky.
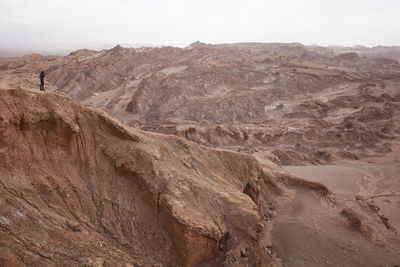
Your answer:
[0,0,399,49]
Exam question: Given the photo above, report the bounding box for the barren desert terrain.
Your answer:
[0,43,399,266]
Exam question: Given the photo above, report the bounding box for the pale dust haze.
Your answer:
[0,0,400,49]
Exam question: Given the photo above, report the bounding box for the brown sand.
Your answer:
[274,159,400,266]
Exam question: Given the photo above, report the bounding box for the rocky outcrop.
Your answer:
[0,88,329,266]
[2,43,400,164]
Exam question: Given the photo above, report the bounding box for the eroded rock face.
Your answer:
[1,43,400,164]
[0,88,307,266]
[1,89,400,267]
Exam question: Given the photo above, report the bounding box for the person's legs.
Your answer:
[40,81,44,91]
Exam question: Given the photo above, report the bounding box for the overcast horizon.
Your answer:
[1,0,400,51]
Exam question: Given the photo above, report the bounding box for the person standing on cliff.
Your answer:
[39,71,45,91]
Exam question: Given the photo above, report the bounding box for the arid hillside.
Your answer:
[0,88,289,266]
[1,43,399,164]
[1,88,399,266]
